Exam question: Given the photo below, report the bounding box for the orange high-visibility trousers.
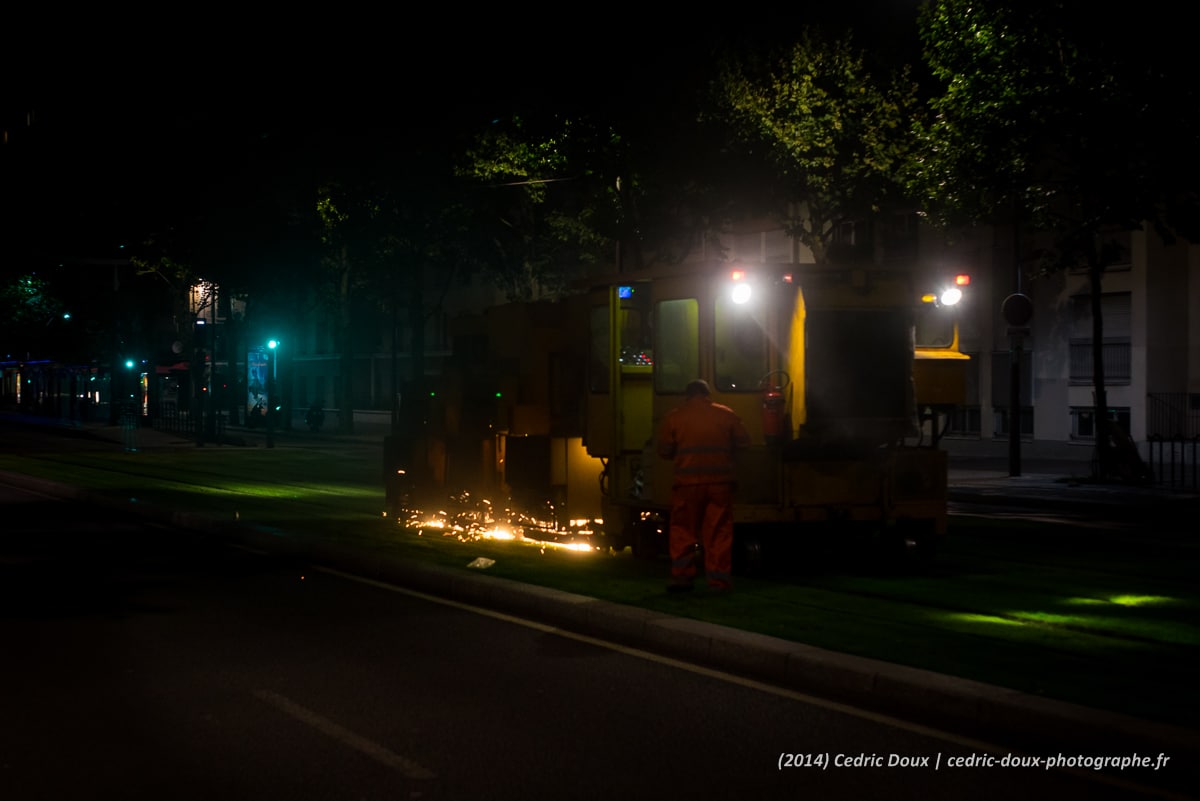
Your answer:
[668,483,734,589]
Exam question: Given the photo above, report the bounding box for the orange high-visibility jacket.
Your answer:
[657,396,751,487]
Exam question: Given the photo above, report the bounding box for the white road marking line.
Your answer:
[316,564,1198,801]
[253,689,437,781]
[314,566,987,734]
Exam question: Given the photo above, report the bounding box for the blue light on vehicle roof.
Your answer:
[618,286,633,299]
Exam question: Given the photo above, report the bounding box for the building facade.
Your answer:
[916,223,1198,468]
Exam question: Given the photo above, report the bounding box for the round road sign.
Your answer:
[1002,293,1034,326]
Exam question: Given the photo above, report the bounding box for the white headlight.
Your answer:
[939,287,962,306]
[731,283,752,304]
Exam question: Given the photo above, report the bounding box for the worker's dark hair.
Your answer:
[685,379,711,398]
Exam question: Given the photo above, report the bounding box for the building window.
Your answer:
[1068,339,1132,384]
[714,294,768,392]
[827,218,869,263]
[1069,292,1131,384]
[1070,406,1131,439]
[942,351,981,438]
[654,298,699,394]
[879,211,919,263]
[993,406,1034,438]
[1069,230,1133,274]
[945,405,982,436]
[833,219,857,247]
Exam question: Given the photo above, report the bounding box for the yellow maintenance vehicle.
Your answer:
[423,260,969,565]
[581,261,970,563]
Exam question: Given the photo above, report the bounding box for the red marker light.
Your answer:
[955,274,971,286]
[731,269,746,281]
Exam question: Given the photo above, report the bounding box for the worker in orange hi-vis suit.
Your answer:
[656,379,751,593]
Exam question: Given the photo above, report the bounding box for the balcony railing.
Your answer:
[1069,339,1131,384]
[1147,392,1200,439]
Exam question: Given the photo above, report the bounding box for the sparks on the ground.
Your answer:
[391,491,603,553]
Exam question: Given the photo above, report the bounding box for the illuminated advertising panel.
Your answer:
[247,347,269,424]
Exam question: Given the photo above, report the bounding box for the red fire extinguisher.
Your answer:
[759,371,789,444]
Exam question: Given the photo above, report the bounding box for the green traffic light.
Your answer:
[268,339,279,349]
[125,359,135,369]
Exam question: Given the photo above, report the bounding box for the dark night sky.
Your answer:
[2,5,924,266]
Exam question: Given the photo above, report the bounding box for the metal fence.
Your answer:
[154,402,226,442]
[156,402,192,435]
[1147,435,1199,491]
[1146,393,1199,490]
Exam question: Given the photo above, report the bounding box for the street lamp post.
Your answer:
[266,339,278,448]
[122,358,141,452]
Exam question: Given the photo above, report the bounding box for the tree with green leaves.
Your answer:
[129,246,206,336]
[0,273,70,360]
[907,0,1200,479]
[0,273,65,330]
[706,26,919,265]
[458,97,743,287]
[458,114,630,290]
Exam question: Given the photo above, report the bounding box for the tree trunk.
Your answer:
[404,263,429,484]
[408,270,426,405]
[1088,254,1111,479]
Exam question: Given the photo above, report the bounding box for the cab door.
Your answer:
[584,283,654,459]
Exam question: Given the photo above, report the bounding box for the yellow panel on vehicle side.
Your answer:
[621,367,654,452]
[787,286,807,433]
[913,356,969,407]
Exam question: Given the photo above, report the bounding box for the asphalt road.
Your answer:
[1,482,1186,801]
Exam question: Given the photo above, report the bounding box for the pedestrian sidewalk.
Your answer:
[946,459,1200,519]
